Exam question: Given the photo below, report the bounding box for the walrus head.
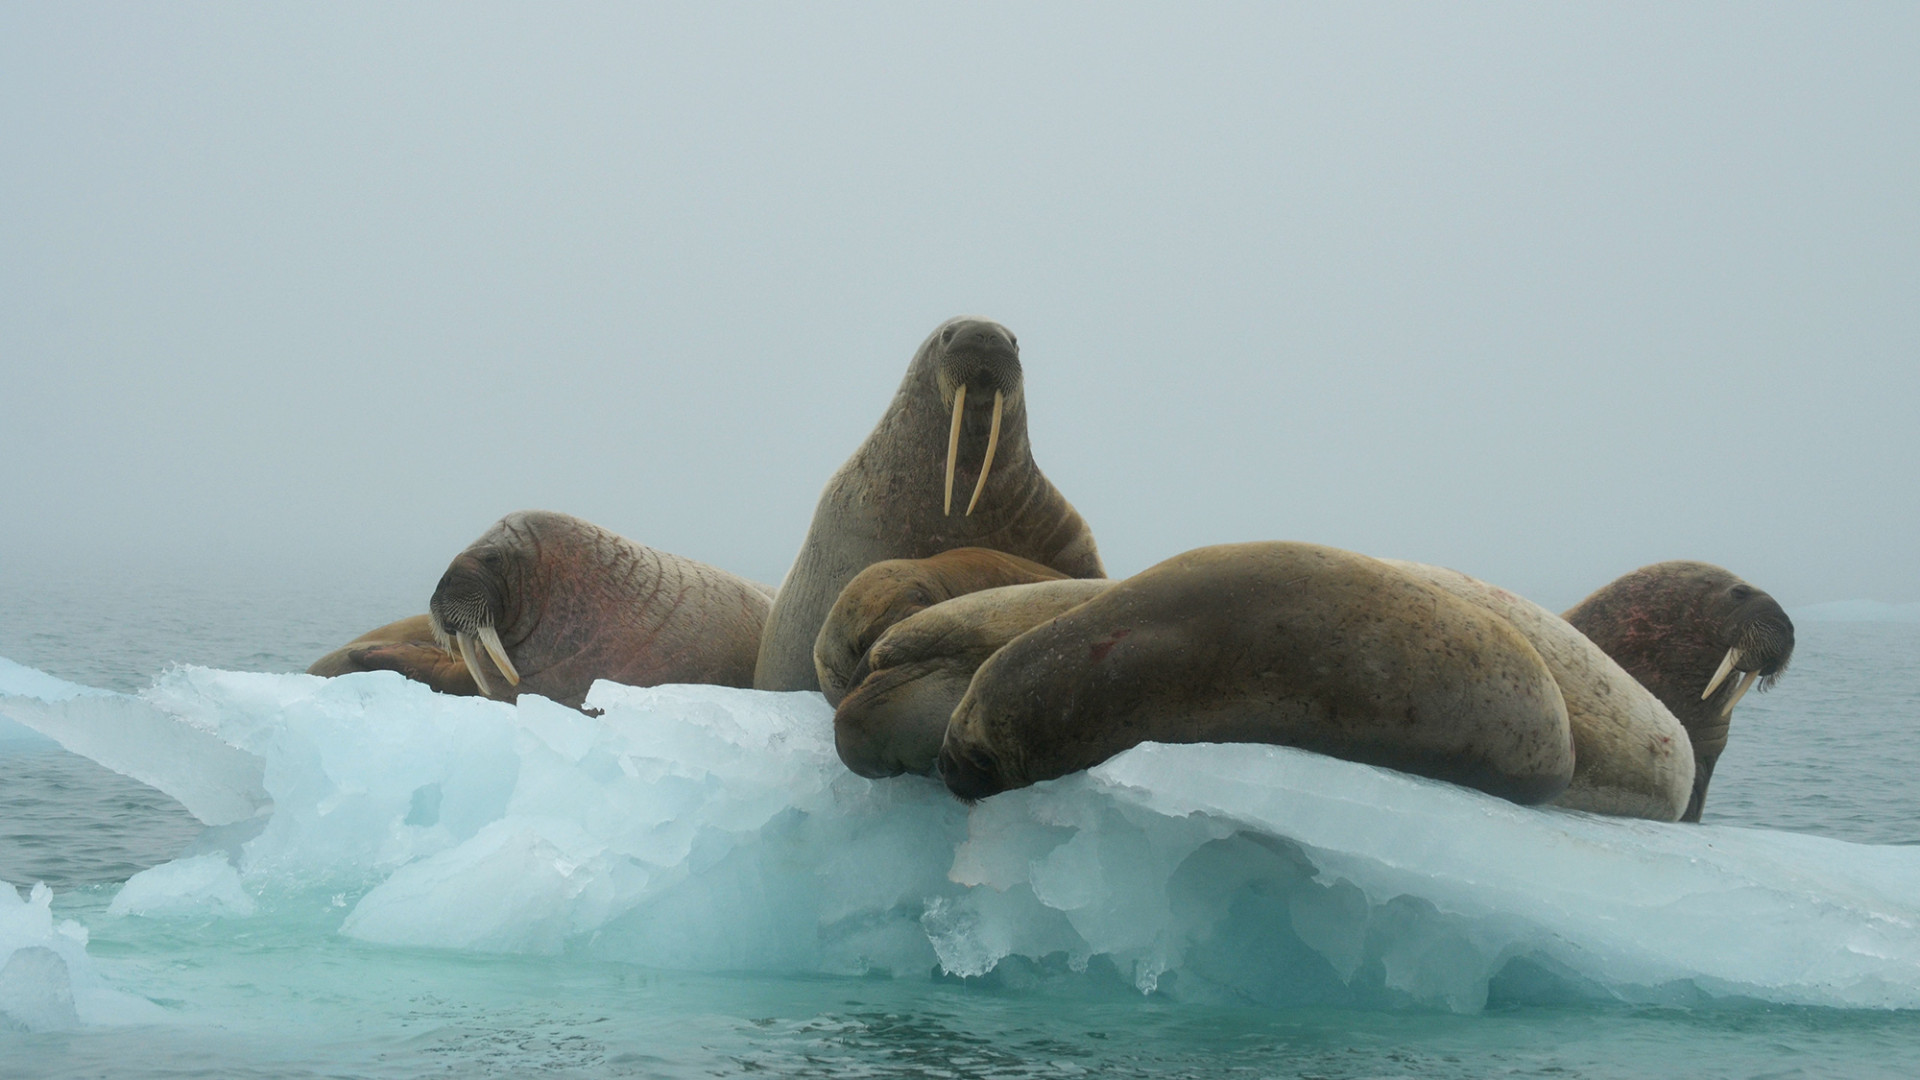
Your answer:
[427,548,522,699]
[1563,561,1795,823]
[812,548,1070,706]
[1700,581,1796,713]
[813,559,944,706]
[929,318,1025,517]
[1684,576,1794,820]
[937,736,1014,803]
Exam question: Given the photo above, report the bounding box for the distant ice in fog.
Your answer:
[1796,601,1920,623]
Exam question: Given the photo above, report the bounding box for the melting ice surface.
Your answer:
[4,655,1920,1037]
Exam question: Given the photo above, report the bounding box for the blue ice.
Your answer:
[3,657,1919,1033]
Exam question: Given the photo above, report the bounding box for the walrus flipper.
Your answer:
[308,614,479,696]
[346,641,482,697]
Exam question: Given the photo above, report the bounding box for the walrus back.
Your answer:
[939,543,1575,805]
[1383,559,1694,821]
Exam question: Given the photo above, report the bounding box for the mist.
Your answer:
[4,3,1915,615]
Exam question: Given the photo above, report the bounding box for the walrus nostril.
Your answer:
[937,743,1004,804]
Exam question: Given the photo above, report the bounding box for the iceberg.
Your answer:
[3,658,1919,1021]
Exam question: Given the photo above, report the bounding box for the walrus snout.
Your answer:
[937,737,1010,803]
[1730,611,1794,678]
[938,317,1018,362]
[428,553,521,697]
[1700,592,1795,716]
[834,661,960,779]
[934,320,1023,517]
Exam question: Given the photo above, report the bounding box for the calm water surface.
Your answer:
[3,565,1918,1078]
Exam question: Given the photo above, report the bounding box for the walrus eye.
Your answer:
[941,326,956,345]
[1731,585,1753,601]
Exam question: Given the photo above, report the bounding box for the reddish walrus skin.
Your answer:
[1563,561,1794,823]
[312,511,775,710]
[938,542,1575,805]
[422,510,774,709]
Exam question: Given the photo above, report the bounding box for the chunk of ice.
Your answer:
[8,657,1920,1014]
[0,882,164,1030]
[0,656,111,744]
[0,662,268,826]
[108,854,256,919]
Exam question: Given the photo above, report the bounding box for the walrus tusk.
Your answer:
[1720,668,1760,718]
[1702,647,1742,699]
[944,383,966,515]
[455,631,495,698]
[965,390,1003,516]
[477,624,520,686]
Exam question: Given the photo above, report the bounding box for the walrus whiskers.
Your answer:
[944,383,966,515]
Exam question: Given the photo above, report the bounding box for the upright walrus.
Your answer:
[938,542,1576,804]
[754,317,1105,692]
[317,511,775,709]
[1564,561,1794,823]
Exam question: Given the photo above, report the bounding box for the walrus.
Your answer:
[1382,560,1694,821]
[937,542,1576,805]
[306,614,481,696]
[323,510,775,709]
[812,547,1072,706]
[833,578,1112,778]
[1563,561,1794,822]
[753,317,1105,692]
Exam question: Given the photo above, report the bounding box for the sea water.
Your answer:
[2,565,1918,1078]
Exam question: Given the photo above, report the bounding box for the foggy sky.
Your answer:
[4,3,1916,613]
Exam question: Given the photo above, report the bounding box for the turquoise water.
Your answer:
[3,565,1919,1078]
